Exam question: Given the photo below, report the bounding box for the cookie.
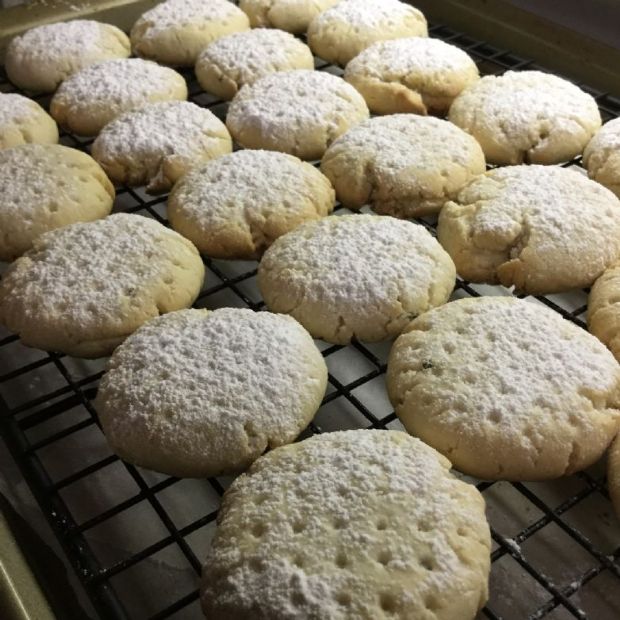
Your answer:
[0,93,58,149]
[320,114,485,218]
[449,70,601,165]
[91,101,232,194]
[5,20,130,93]
[96,308,327,477]
[168,150,335,259]
[130,0,250,66]
[387,297,620,481]
[583,118,620,198]
[226,70,369,160]
[609,433,620,519]
[588,263,620,362]
[344,37,479,116]
[307,0,428,66]
[258,214,456,343]
[0,144,114,261]
[50,58,188,136]
[195,28,314,100]
[239,0,339,34]
[0,214,204,358]
[438,165,620,294]
[201,429,491,619]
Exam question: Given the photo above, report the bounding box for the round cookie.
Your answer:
[195,29,314,100]
[130,0,249,66]
[0,144,114,261]
[226,70,369,160]
[583,118,620,198]
[5,20,130,94]
[307,0,428,67]
[437,165,620,294]
[91,101,232,194]
[96,308,327,477]
[609,434,620,519]
[344,37,479,116]
[0,213,204,358]
[0,93,58,149]
[168,150,335,259]
[387,297,620,481]
[449,70,601,165]
[201,429,491,619]
[320,114,485,218]
[50,58,188,136]
[588,263,620,362]
[258,214,456,344]
[239,0,340,34]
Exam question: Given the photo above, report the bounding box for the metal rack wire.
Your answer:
[1,20,620,620]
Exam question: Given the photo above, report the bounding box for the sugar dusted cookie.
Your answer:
[438,165,620,294]
[387,297,620,481]
[239,0,339,34]
[258,214,456,343]
[449,70,601,164]
[589,263,620,362]
[0,144,114,261]
[308,0,428,66]
[201,429,491,619]
[344,37,479,116]
[195,29,314,100]
[0,214,204,358]
[583,118,620,198]
[96,308,327,477]
[91,101,232,194]
[321,114,485,217]
[168,150,335,259]
[226,70,369,160]
[609,434,620,519]
[5,20,130,93]
[0,93,58,149]
[131,0,250,66]
[50,58,188,136]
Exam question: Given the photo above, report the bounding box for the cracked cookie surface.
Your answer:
[387,297,620,480]
[307,0,428,66]
[239,0,339,34]
[344,37,478,116]
[0,213,204,358]
[226,70,369,160]
[168,149,334,260]
[437,165,620,294]
[583,117,620,198]
[448,70,601,165]
[91,101,232,194]
[321,114,485,217]
[257,214,456,344]
[201,429,491,620]
[130,0,249,66]
[196,28,314,100]
[95,308,327,477]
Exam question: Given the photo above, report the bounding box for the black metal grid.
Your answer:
[1,19,620,620]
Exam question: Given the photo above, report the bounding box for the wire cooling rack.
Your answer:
[1,19,620,620]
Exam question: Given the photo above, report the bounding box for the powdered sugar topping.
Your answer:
[0,213,201,339]
[0,93,38,126]
[197,28,312,86]
[97,307,326,474]
[202,429,490,617]
[313,0,425,29]
[346,36,476,77]
[8,20,126,58]
[135,0,245,35]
